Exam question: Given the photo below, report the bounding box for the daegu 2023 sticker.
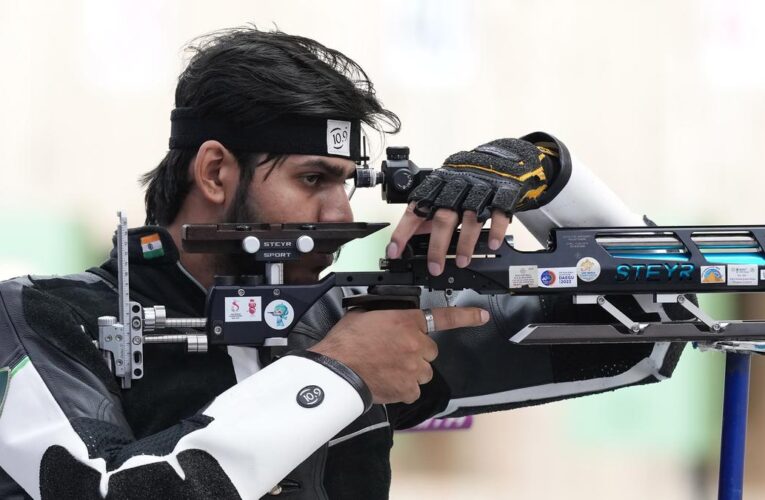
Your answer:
[538,267,578,288]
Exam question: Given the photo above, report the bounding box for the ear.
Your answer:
[190,140,240,208]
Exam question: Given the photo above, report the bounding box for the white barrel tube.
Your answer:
[516,152,644,243]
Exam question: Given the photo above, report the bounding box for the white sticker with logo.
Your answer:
[265,300,295,330]
[326,119,351,157]
[225,296,262,322]
[538,267,578,288]
[508,265,538,288]
[728,264,758,286]
[701,265,726,284]
[576,257,601,282]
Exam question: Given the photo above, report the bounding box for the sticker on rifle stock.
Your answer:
[576,257,601,282]
[508,265,538,288]
[538,267,578,288]
[225,296,262,322]
[701,265,726,284]
[265,300,294,330]
[728,264,758,286]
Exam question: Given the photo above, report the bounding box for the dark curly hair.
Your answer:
[141,26,400,226]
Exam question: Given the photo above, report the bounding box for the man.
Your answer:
[0,28,684,499]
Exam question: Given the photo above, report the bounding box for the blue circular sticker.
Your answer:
[540,270,557,286]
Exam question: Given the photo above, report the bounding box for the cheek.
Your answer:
[250,181,320,223]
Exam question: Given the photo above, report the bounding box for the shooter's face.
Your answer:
[225,155,356,284]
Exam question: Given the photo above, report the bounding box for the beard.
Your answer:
[213,192,339,284]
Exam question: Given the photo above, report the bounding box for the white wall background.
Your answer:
[2,1,765,498]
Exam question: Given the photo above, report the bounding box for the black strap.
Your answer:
[170,108,365,161]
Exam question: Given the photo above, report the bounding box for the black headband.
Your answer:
[169,107,365,161]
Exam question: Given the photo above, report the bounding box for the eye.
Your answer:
[302,174,321,186]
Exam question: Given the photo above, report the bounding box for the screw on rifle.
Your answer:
[132,318,141,330]
[116,359,123,366]
[597,296,605,305]
[274,289,281,296]
[630,324,640,333]
[213,326,223,336]
[106,335,113,342]
[447,276,455,284]
[115,335,122,341]
[238,289,245,297]
[713,323,721,332]
[678,295,686,303]
[132,336,142,345]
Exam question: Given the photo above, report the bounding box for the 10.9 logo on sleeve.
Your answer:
[297,385,324,408]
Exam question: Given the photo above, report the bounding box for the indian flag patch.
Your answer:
[140,233,164,260]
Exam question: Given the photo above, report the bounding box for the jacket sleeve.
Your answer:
[390,132,686,426]
[0,276,370,500]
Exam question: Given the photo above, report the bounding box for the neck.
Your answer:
[167,221,216,289]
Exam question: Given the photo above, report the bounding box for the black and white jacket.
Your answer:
[0,135,687,499]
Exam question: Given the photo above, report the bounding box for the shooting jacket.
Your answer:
[0,227,684,499]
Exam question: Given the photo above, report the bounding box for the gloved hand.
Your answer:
[408,138,558,221]
[387,137,561,276]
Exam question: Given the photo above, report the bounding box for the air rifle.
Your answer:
[98,147,765,388]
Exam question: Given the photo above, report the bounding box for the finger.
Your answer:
[421,336,438,362]
[403,384,421,405]
[487,209,510,251]
[420,306,490,333]
[417,362,434,385]
[387,202,427,259]
[413,220,434,235]
[455,210,483,268]
[426,209,459,276]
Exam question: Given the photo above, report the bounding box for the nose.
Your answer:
[319,186,353,223]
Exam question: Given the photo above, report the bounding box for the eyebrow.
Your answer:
[293,159,355,179]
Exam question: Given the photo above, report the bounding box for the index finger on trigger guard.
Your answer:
[431,307,489,331]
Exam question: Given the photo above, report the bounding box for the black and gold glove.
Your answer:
[408,137,560,222]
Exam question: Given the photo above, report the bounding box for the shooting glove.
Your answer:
[408,137,560,222]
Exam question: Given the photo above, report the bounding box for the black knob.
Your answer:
[386,146,410,161]
[240,275,264,286]
[392,169,414,191]
[214,275,237,286]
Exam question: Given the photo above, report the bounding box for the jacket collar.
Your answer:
[99,226,207,317]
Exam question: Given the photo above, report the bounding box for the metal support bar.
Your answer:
[718,352,751,500]
[574,295,647,333]
[657,294,729,332]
